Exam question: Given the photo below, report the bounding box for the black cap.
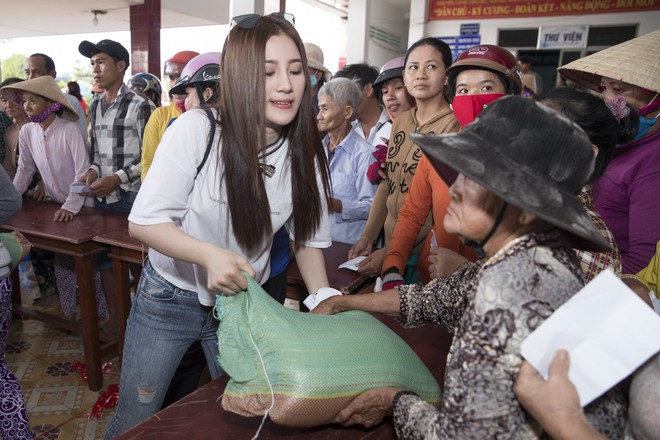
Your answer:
[79,39,130,68]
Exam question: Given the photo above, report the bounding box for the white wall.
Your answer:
[364,1,410,68]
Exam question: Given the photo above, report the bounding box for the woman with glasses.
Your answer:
[106,13,331,437]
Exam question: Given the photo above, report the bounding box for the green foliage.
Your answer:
[1,53,27,80]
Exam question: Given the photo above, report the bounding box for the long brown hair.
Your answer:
[217,14,330,252]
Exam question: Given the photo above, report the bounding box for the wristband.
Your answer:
[382,268,404,290]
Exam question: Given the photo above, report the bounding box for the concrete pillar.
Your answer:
[129,0,161,76]
[408,0,429,47]
[229,0,265,17]
[347,0,369,63]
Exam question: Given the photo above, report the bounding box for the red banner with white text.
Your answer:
[429,0,659,20]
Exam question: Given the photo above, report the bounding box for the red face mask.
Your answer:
[175,101,186,113]
[451,93,504,127]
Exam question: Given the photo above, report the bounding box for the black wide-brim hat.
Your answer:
[412,96,611,252]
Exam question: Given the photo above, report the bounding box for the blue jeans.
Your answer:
[105,260,223,438]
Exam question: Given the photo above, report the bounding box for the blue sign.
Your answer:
[437,35,482,61]
[460,23,480,36]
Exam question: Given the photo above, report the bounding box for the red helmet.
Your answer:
[164,50,200,78]
[446,45,523,95]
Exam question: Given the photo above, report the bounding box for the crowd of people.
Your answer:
[0,14,658,439]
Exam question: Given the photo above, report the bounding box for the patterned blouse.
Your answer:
[393,231,626,439]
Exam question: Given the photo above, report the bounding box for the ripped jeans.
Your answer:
[105,260,223,438]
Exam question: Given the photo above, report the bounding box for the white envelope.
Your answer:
[521,269,660,407]
[338,256,367,271]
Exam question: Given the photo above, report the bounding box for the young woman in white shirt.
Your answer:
[106,13,332,437]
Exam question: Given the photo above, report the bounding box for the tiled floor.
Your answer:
[6,262,119,440]
[6,261,301,439]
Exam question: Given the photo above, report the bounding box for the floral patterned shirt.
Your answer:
[393,231,626,439]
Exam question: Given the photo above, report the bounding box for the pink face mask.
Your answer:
[451,93,504,127]
[175,101,186,113]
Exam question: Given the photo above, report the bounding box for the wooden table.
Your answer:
[116,312,453,439]
[93,228,145,365]
[2,198,128,391]
[286,241,374,300]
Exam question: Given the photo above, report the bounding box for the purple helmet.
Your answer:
[169,52,221,95]
[373,56,405,87]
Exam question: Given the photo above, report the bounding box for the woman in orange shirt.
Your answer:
[380,45,523,287]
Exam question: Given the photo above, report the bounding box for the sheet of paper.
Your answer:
[338,256,366,271]
[520,269,660,407]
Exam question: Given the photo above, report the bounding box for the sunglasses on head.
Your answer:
[166,74,180,81]
[230,12,295,30]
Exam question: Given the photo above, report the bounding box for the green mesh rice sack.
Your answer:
[215,275,442,428]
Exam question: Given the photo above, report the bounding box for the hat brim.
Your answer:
[79,40,99,59]
[446,58,507,76]
[411,131,611,252]
[169,77,189,96]
[558,30,660,93]
[307,62,332,82]
[373,67,404,87]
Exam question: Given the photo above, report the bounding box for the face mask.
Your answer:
[451,93,504,127]
[632,115,657,142]
[175,101,186,113]
[309,74,318,88]
[28,102,62,123]
[638,93,660,116]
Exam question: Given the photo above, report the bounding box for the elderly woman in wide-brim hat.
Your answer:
[1,75,91,221]
[559,29,660,275]
[312,96,626,438]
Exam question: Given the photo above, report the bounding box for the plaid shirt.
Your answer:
[89,84,154,204]
[576,185,621,281]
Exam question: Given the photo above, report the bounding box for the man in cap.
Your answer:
[78,39,155,335]
[78,39,155,212]
[23,53,88,141]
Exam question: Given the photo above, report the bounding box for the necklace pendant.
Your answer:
[260,163,276,178]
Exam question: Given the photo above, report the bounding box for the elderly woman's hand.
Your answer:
[335,387,399,428]
[309,295,343,315]
[53,208,75,222]
[428,247,470,279]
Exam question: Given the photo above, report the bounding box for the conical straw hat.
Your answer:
[558,29,660,93]
[0,76,79,122]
